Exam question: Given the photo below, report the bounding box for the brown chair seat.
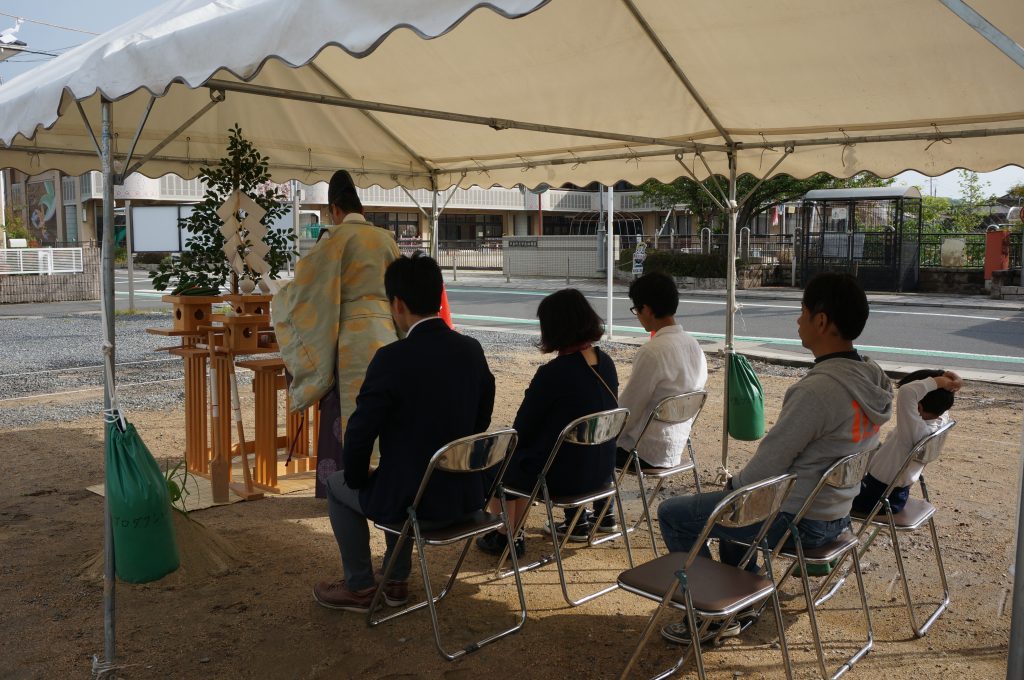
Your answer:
[618,551,774,614]
[779,530,859,562]
[375,510,503,544]
[854,497,935,530]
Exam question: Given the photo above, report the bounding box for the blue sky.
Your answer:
[2,1,1023,199]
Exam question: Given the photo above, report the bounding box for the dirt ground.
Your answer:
[1,343,1020,679]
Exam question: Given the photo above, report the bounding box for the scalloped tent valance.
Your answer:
[0,0,1022,189]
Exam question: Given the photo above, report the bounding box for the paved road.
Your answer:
[3,270,1022,382]
[444,284,1024,371]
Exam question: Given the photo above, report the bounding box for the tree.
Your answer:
[918,195,952,231]
[639,171,892,232]
[947,170,994,232]
[150,125,294,294]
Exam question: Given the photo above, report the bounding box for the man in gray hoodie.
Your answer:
[657,272,892,645]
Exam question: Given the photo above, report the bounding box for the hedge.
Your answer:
[620,248,729,278]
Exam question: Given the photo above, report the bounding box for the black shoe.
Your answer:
[475,529,525,558]
[546,518,593,543]
[594,511,621,534]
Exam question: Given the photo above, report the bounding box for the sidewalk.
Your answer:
[445,271,1024,313]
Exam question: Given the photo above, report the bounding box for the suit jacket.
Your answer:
[506,348,619,496]
[343,318,496,524]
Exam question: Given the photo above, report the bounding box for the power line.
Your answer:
[0,11,99,36]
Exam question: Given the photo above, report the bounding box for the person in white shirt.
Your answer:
[559,272,708,542]
[852,368,962,515]
[618,271,708,469]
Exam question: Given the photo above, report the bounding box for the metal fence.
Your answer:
[398,239,504,270]
[917,231,1022,269]
[651,233,797,265]
[0,248,85,275]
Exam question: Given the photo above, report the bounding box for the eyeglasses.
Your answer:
[629,305,640,315]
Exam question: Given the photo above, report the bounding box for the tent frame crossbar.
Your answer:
[620,0,734,146]
[202,78,707,152]
[123,91,224,178]
[308,63,433,173]
[938,0,1024,70]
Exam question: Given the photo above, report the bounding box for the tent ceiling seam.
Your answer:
[620,0,734,146]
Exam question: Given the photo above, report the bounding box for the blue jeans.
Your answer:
[657,490,849,572]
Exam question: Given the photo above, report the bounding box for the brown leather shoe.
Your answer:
[312,579,378,612]
[374,570,410,607]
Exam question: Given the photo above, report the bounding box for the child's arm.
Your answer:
[934,371,963,393]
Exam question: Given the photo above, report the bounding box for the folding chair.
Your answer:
[841,419,957,639]
[754,447,878,680]
[617,473,798,680]
[367,428,527,660]
[615,390,707,556]
[499,407,635,607]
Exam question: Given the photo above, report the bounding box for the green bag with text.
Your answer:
[105,419,180,583]
[727,353,765,441]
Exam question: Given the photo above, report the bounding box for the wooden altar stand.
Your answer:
[148,295,318,502]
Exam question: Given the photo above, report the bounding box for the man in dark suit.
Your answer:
[314,253,495,612]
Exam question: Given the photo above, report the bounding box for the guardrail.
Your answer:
[0,247,85,275]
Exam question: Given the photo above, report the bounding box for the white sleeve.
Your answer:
[896,377,938,439]
[617,344,660,450]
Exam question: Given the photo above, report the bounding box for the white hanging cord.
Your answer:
[98,295,126,432]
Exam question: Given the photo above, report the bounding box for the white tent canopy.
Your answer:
[1,0,1024,189]
[1,1,1022,675]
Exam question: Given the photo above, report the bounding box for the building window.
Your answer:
[438,213,503,242]
[64,205,79,244]
[365,211,420,241]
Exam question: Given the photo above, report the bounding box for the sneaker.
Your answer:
[475,529,525,558]
[373,570,410,607]
[546,518,593,543]
[312,579,378,612]
[661,618,742,645]
[594,512,621,534]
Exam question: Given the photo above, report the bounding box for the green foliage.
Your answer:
[3,206,29,242]
[639,172,892,233]
[164,458,198,515]
[621,248,729,278]
[150,125,294,294]
[134,251,170,265]
[947,171,995,232]
[919,195,952,231]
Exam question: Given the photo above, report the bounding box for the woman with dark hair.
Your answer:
[273,169,400,497]
[476,288,619,556]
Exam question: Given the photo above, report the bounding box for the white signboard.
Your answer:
[632,242,647,275]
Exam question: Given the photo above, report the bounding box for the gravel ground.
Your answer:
[0,314,809,428]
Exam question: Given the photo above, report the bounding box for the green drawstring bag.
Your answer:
[105,419,180,583]
[728,353,766,441]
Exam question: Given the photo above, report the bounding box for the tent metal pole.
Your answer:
[620,0,733,146]
[938,0,1024,70]
[123,92,224,178]
[204,79,704,151]
[606,185,614,340]
[674,154,726,211]
[99,96,117,669]
[398,186,430,219]
[429,175,438,259]
[120,95,157,177]
[719,151,738,481]
[736,124,1024,150]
